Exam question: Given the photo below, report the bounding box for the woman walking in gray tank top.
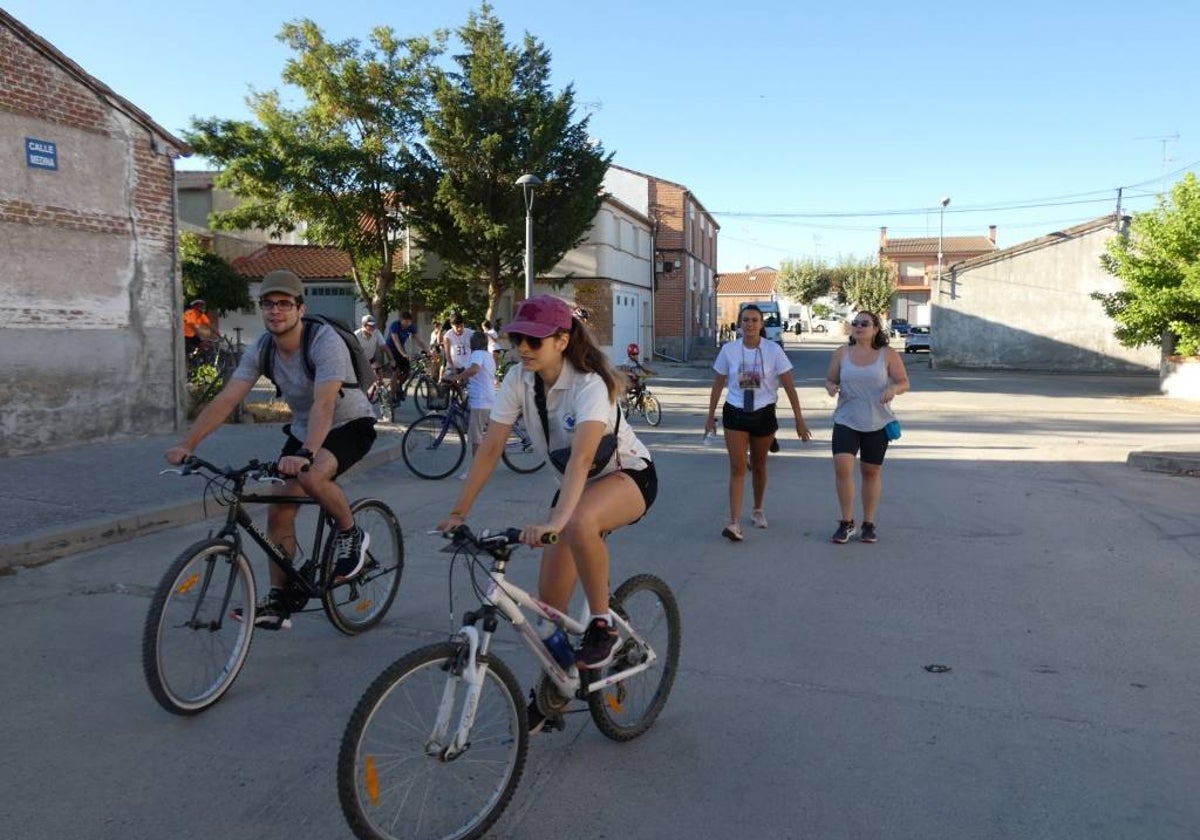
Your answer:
[824,311,910,544]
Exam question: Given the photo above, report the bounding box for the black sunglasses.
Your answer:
[851,319,876,328]
[508,332,548,350]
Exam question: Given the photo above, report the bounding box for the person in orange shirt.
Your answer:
[183,299,219,357]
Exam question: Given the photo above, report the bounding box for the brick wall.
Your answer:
[573,282,615,346]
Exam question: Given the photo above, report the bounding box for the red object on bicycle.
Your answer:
[627,343,640,358]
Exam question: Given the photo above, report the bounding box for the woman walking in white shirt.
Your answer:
[705,304,811,541]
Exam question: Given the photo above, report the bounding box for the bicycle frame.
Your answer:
[430,547,659,759]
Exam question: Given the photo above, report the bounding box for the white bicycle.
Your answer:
[337,524,681,840]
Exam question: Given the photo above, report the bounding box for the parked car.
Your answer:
[904,325,931,353]
[890,318,910,337]
[811,317,845,334]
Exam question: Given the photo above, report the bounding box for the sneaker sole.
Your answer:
[831,532,856,544]
[861,535,877,543]
[230,610,292,630]
[721,527,744,541]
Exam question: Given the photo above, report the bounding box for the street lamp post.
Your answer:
[516,174,542,299]
[936,196,950,294]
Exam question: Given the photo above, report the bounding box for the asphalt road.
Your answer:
[2,337,1198,840]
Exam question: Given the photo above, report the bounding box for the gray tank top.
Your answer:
[832,349,895,432]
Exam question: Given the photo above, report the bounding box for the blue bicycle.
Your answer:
[401,383,545,480]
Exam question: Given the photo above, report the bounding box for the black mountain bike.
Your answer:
[142,456,404,715]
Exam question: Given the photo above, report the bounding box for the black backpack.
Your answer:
[257,314,375,398]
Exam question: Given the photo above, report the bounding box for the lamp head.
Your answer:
[940,196,951,208]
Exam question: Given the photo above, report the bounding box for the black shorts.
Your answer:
[831,422,889,466]
[550,460,658,520]
[282,417,377,477]
[722,401,778,438]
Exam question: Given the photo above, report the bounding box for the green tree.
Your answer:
[1096,173,1200,356]
[179,232,252,315]
[841,258,895,316]
[184,20,445,323]
[777,258,832,306]
[410,3,611,318]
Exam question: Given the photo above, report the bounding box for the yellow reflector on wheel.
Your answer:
[605,691,624,714]
[176,573,200,595]
[364,756,380,806]
[356,600,374,614]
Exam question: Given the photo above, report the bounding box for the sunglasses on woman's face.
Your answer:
[851,320,875,328]
[509,332,546,350]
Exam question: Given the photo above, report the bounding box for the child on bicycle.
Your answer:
[438,295,657,722]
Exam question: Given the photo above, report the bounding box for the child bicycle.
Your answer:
[337,524,681,840]
[142,456,404,715]
[402,382,545,479]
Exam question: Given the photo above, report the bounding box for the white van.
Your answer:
[737,301,785,347]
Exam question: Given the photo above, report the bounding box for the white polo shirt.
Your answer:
[490,362,652,477]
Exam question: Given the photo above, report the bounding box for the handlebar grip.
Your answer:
[541,532,558,545]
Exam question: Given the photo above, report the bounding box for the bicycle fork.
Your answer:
[427,626,489,761]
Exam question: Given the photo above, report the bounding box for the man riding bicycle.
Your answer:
[183,299,220,358]
[385,311,426,400]
[165,269,377,630]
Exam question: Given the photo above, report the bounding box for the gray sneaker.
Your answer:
[860,522,878,543]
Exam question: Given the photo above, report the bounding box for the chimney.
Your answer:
[988,225,997,245]
[879,226,888,249]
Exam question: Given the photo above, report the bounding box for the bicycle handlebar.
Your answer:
[160,455,288,483]
[441,524,558,552]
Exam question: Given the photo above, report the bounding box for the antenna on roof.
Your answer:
[1134,131,1181,193]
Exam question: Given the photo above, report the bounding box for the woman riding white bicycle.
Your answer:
[438,294,657,722]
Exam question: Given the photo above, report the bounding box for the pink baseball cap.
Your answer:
[504,294,574,338]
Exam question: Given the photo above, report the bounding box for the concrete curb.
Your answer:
[1126,450,1200,477]
[0,439,406,572]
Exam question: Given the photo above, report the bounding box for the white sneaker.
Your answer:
[752,509,768,529]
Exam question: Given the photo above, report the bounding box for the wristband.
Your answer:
[294,448,315,464]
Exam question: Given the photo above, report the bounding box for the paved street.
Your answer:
[2,337,1198,839]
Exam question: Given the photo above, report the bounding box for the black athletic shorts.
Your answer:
[550,460,658,521]
[722,401,779,438]
[282,417,376,477]
[831,422,889,466]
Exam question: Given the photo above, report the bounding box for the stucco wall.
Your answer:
[935,221,1158,373]
[1,25,181,455]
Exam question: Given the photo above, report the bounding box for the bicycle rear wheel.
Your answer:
[587,573,681,741]
[642,393,662,426]
[402,413,466,479]
[500,421,545,473]
[338,642,527,840]
[142,539,256,715]
[322,499,404,635]
[411,376,435,415]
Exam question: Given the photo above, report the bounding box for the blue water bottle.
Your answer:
[536,616,575,670]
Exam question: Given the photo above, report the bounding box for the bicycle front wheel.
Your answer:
[339,642,528,840]
[500,422,545,474]
[642,393,662,427]
[142,539,256,715]
[402,413,466,479]
[322,499,404,635]
[588,573,681,741]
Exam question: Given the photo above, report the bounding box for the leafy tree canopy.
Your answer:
[1096,173,1200,356]
[180,232,252,315]
[840,259,894,316]
[409,2,612,317]
[183,20,446,323]
[777,258,832,304]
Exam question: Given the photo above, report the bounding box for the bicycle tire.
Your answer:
[402,413,466,479]
[338,642,528,840]
[142,539,256,715]
[411,376,435,415]
[321,499,404,635]
[500,422,545,474]
[587,573,681,741]
[642,393,662,427]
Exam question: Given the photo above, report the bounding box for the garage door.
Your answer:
[612,289,642,363]
[302,283,357,325]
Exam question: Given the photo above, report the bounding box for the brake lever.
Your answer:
[159,468,188,476]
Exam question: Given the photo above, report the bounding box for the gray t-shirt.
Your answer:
[234,325,375,443]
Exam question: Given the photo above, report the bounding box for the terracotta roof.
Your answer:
[232,245,354,280]
[2,9,191,155]
[951,214,1124,272]
[716,268,778,296]
[881,236,996,257]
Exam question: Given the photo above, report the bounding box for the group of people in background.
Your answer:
[707,304,909,545]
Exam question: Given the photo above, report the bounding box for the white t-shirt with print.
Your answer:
[490,363,652,478]
[444,327,474,370]
[713,339,793,411]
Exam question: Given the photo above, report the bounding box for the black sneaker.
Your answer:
[860,522,878,543]
[576,617,620,670]
[232,588,292,630]
[333,525,371,583]
[831,520,856,544]
[769,438,780,453]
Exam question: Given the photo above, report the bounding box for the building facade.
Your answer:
[880,226,998,325]
[0,10,190,456]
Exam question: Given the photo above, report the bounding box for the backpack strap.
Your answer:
[257,332,281,398]
[533,373,621,452]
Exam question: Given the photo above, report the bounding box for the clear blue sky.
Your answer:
[8,0,1198,271]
